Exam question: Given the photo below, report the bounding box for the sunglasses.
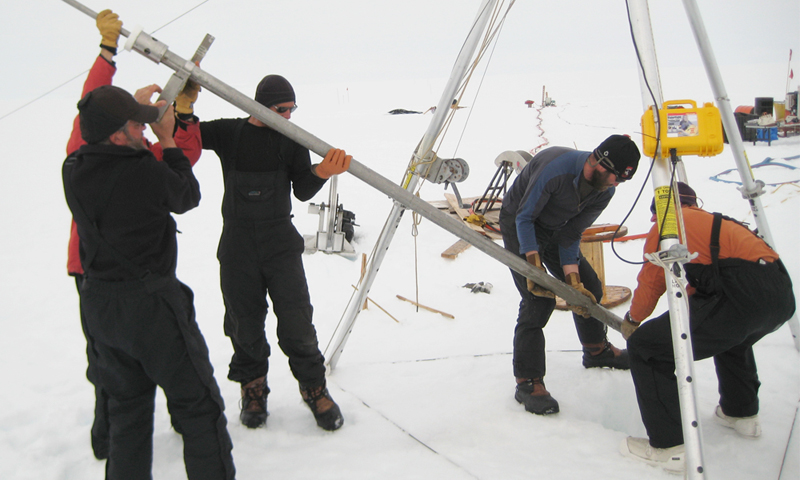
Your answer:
[597,156,626,182]
[273,104,298,114]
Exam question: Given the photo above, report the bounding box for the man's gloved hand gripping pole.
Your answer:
[315,148,352,179]
[564,272,597,318]
[525,252,555,298]
[96,9,121,52]
[175,79,201,116]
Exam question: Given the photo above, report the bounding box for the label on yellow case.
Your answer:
[654,186,678,239]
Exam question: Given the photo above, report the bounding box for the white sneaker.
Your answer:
[620,436,685,475]
[714,405,761,438]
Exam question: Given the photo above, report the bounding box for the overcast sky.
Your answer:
[1,0,797,121]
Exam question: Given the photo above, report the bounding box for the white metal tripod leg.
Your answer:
[680,0,800,352]
[628,1,707,476]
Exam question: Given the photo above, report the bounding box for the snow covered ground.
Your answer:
[0,1,798,479]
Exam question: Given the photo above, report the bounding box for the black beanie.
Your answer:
[593,134,641,181]
[78,85,159,144]
[254,75,295,108]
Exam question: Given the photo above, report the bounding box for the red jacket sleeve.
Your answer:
[148,119,202,166]
[66,56,116,275]
[66,56,116,156]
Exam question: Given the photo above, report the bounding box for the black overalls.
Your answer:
[627,213,795,448]
[64,147,235,480]
[217,120,326,388]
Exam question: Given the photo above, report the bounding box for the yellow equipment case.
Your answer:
[642,100,724,158]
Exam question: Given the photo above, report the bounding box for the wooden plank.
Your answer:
[441,238,472,259]
[581,224,628,243]
[350,285,399,323]
[396,295,455,319]
[443,193,483,231]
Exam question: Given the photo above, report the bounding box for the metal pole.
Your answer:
[628,2,706,477]
[325,176,338,251]
[679,0,800,351]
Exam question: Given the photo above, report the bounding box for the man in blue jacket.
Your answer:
[499,134,640,415]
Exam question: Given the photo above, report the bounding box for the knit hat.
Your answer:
[650,182,698,214]
[78,85,159,144]
[593,134,641,181]
[254,75,295,108]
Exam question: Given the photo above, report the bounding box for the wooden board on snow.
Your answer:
[441,239,473,259]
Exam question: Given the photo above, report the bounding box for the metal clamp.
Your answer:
[123,26,168,64]
[646,243,698,266]
[155,34,215,120]
[738,179,765,200]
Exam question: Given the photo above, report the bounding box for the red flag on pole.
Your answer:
[791,69,795,79]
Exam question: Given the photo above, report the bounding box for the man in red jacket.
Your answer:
[618,182,795,474]
[65,9,203,460]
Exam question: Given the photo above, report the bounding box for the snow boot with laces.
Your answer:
[240,376,269,429]
[515,377,559,415]
[300,381,344,431]
[582,340,630,370]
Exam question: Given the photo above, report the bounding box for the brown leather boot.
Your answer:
[240,376,269,428]
[515,377,559,415]
[300,381,344,431]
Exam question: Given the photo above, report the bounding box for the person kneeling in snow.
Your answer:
[619,182,795,474]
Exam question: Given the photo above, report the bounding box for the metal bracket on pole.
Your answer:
[645,244,698,273]
[737,179,766,201]
[154,34,215,120]
[123,25,168,64]
[61,0,215,120]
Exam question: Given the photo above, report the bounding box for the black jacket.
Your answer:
[200,118,326,203]
[62,144,200,281]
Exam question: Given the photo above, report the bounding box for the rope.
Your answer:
[404,0,515,198]
[411,200,422,311]
[402,1,515,300]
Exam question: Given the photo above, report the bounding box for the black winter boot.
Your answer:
[515,377,560,415]
[582,340,630,369]
[240,376,269,429]
[300,381,344,431]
